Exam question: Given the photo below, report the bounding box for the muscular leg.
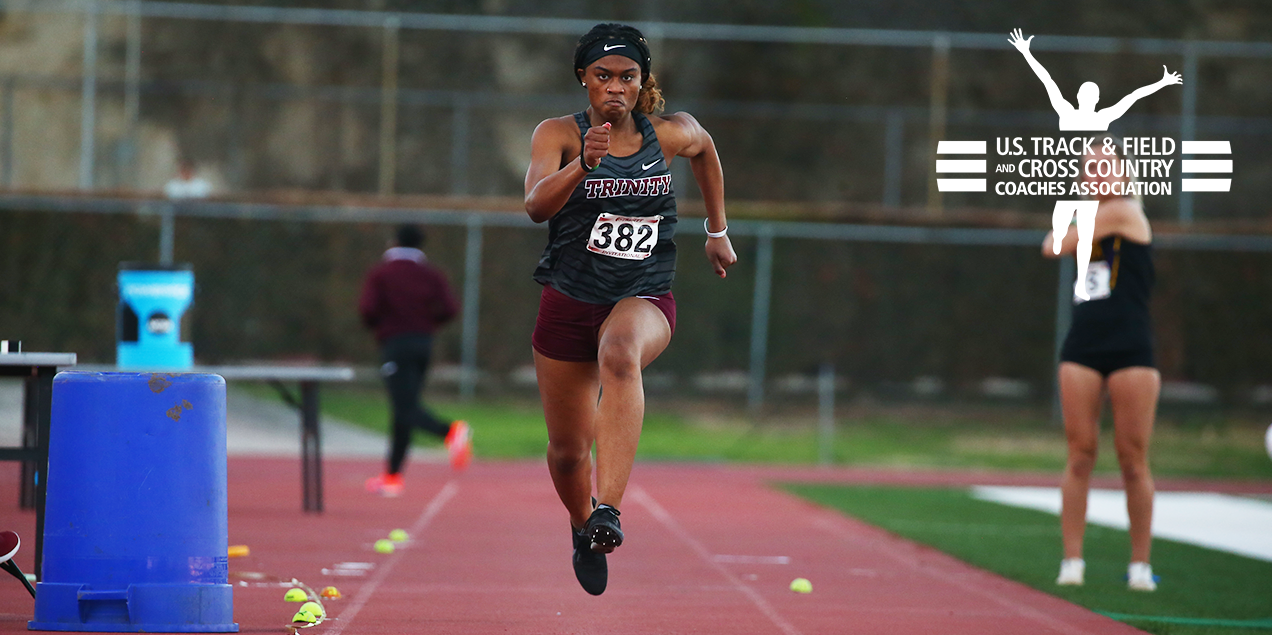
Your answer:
[1107,366,1160,563]
[535,351,600,530]
[1059,362,1105,560]
[594,297,671,511]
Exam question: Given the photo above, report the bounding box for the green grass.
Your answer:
[786,484,1272,635]
[240,383,1272,480]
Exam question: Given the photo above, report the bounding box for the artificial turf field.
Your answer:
[303,385,1272,481]
[787,484,1272,635]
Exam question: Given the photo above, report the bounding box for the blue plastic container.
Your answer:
[116,265,195,370]
[30,372,237,633]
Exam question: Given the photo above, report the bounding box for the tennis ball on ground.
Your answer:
[789,578,813,594]
[389,528,409,543]
[300,601,324,617]
[292,610,317,624]
[373,539,395,554]
[283,588,307,602]
[319,586,341,599]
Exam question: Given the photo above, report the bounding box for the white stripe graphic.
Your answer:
[1181,159,1232,173]
[1182,179,1232,192]
[937,178,987,192]
[936,140,986,154]
[1181,140,1231,154]
[936,159,987,173]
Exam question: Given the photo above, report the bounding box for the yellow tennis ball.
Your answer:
[389,529,409,543]
[789,578,813,594]
[374,539,395,554]
[283,588,307,602]
[292,610,317,624]
[300,601,324,617]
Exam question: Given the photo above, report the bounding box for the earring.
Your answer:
[582,83,587,87]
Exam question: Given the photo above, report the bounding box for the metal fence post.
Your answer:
[1,77,13,188]
[159,204,175,265]
[459,214,484,400]
[1179,44,1199,225]
[925,34,950,215]
[378,17,400,196]
[1051,256,1075,425]
[817,362,835,466]
[883,110,904,207]
[123,0,142,188]
[747,225,774,415]
[451,97,470,196]
[79,0,100,190]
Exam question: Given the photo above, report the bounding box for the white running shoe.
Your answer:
[1056,558,1085,586]
[1128,562,1157,591]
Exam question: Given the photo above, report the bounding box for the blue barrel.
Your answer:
[30,372,237,633]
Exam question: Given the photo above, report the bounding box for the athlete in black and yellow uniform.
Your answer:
[524,23,736,596]
[1060,234,1155,374]
[1044,147,1160,592]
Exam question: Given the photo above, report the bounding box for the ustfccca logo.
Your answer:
[935,29,1234,300]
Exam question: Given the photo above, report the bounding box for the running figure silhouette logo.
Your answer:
[1010,29,1182,300]
[1009,28,1182,132]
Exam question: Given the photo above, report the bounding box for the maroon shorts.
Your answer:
[532,285,676,363]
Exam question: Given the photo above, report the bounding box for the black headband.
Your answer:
[576,37,650,82]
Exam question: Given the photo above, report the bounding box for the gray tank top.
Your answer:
[532,111,678,304]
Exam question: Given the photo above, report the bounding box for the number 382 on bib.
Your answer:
[587,213,662,261]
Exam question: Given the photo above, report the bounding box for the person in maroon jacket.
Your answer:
[359,224,471,497]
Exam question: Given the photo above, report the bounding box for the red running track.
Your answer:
[8,458,1254,634]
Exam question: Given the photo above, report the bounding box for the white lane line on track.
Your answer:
[814,516,1109,635]
[326,480,459,635]
[712,555,791,565]
[630,485,804,635]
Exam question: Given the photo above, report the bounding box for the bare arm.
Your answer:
[1042,199,1150,257]
[524,118,610,223]
[1009,29,1074,115]
[1099,65,1183,123]
[662,112,737,278]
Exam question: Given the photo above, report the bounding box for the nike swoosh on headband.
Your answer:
[603,44,626,51]
[642,159,662,170]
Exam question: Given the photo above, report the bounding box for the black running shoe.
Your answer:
[585,504,623,554]
[572,526,607,595]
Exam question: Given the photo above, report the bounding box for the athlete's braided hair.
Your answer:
[573,23,665,115]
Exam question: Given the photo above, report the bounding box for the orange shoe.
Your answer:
[365,473,404,497]
[445,421,472,471]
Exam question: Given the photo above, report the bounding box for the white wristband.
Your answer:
[704,219,728,239]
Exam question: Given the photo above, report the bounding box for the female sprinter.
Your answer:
[1043,145,1159,591]
[524,23,737,595]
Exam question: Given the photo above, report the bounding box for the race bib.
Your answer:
[587,214,661,260]
[1075,260,1112,303]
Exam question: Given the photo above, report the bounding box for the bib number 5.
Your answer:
[588,214,661,260]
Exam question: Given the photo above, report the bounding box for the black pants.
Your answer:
[381,333,450,475]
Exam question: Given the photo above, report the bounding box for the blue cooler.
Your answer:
[29,371,237,632]
[116,264,194,370]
